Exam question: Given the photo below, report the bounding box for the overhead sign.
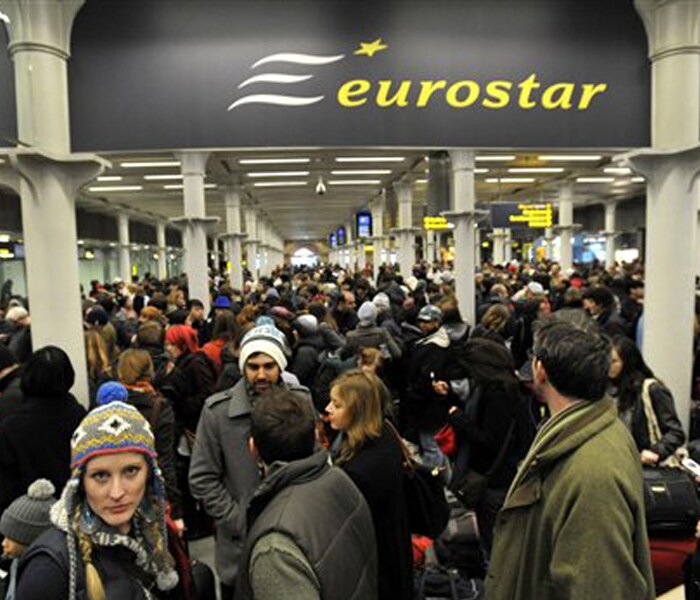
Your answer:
[69,0,649,151]
[356,212,372,238]
[329,232,337,248]
[491,202,554,229]
[336,226,346,246]
[424,216,450,230]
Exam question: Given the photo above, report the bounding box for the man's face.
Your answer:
[419,319,439,334]
[582,298,600,316]
[190,306,205,322]
[630,287,644,302]
[245,353,281,394]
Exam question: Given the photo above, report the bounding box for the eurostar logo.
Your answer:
[228,38,608,112]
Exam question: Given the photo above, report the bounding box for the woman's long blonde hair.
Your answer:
[84,330,112,381]
[330,370,383,464]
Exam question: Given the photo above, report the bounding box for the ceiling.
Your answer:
[78,148,646,242]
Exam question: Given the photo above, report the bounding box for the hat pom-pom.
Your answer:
[28,479,56,500]
[157,569,179,591]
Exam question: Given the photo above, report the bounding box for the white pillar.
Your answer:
[156,222,168,280]
[259,219,270,278]
[223,186,246,290]
[2,0,106,405]
[117,213,131,283]
[504,229,513,263]
[447,150,476,325]
[492,228,506,265]
[245,207,259,280]
[543,227,554,260]
[426,229,438,264]
[558,185,575,271]
[172,151,217,314]
[345,220,354,271]
[371,196,385,282]
[474,225,482,268]
[393,181,417,276]
[604,201,617,268]
[623,0,700,433]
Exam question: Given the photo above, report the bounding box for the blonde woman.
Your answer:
[84,329,114,405]
[326,370,412,600]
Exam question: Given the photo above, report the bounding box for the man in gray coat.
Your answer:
[189,323,312,600]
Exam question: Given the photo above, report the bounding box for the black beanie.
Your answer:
[0,344,17,372]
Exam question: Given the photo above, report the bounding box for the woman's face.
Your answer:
[83,452,149,534]
[609,348,624,380]
[164,341,182,360]
[326,387,352,431]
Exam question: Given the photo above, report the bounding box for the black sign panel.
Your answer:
[356,211,372,238]
[491,202,554,229]
[69,0,650,151]
[329,232,337,248]
[336,226,346,246]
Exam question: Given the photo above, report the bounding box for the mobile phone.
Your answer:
[682,457,700,479]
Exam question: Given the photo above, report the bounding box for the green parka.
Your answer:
[485,397,655,600]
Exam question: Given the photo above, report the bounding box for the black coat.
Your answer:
[0,367,23,422]
[0,393,85,514]
[290,333,327,388]
[341,425,413,600]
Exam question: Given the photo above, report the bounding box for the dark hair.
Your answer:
[212,311,239,342]
[251,388,316,464]
[21,346,76,398]
[533,317,611,401]
[610,335,655,411]
[582,286,615,310]
[136,321,164,347]
[187,299,204,311]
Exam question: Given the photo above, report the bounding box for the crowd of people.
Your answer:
[0,255,695,599]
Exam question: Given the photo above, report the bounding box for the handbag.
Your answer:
[642,378,687,468]
[453,421,515,509]
[387,420,450,539]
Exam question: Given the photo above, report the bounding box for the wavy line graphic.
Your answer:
[251,52,345,69]
[238,73,314,89]
[227,94,325,111]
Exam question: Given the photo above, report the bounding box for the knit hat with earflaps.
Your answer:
[51,402,178,600]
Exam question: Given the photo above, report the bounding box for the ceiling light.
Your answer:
[88,185,143,192]
[539,155,602,161]
[334,157,405,163]
[415,179,428,184]
[474,168,489,174]
[499,177,536,183]
[120,161,180,168]
[239,158,311,165]
[328,180,382,185]
[144,174,184,181]
[475,155,516,162]
[77,240,85,245]
[97,176,123,182]
[576,177,615,183]
[252,181,309,187]
[0,234,9,243]
[247,171,310,177]
[484,178,500,183]
[631,176,645,183]
[508,167,564,173]
[163,183,217,190]
[330,170,392,175]
[604,167,632,175]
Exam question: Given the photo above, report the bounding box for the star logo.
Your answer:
[354,38,388,58]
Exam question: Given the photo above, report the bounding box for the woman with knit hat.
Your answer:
[14,402,179,599]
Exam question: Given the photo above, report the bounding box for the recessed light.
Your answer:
[88,185,144,192]
[120,161,180,168]
[414,179,428,184]
[144,174,184,181]
[335,157,405,163]
[247,171,310,178]
[631,176,645,183]
[539,155,602,161]
[484,178,500,183]
[328,180,382,185]
[508,168,564,174]
[330,170,392,175]
[499,177,536,183]
[604,167,632,175]
[239,158,310,165]
[163,183,217,190]
[576,177,615,183]
[475,155,516,162]
[97,176,123,182]
[252,181,309,187]
[474,168,489,174]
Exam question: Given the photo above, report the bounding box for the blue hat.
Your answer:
[95,381,128,406]
[213,295,232,309]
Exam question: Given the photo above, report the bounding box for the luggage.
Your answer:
[414,566,483,600]
[642,467,700,535]
[649,535,696,596]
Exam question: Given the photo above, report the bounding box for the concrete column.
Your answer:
[622,0,700,433]
[156,222,168,280]
[697,192,700,284]
[492,228,507,265]
[474,225,482,268]
[117,213,131,283]
[543,227,554,260]
[393,181,417,276]
[245,206,259,280]
[1,0,107,405]
[171,152,218,313]
[504,229,513,263]
[446,150,477,325]
[260,219,270,278]
[426,229,437,264]
[604,201,617,268]
[557,185,575,271]
[223,186,246,290]
[370,196,385,282]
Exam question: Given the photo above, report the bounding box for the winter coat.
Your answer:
[318,322,345,352]
[617,378,685,461]
[595,308,630,338]
[290,333,327,388]
[200,338,225,369]
[343,324,402,361]
[0,367,23,422]
[484,398,654,600]
[189,378,312,586]
[0,393,85,515]
[15,528,161,599]
[126,388,183,519]
[238,450,378,600]
[7,326,31,364]
[341,424,413,600]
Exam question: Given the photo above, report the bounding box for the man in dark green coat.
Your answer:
[485,317,655,600]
